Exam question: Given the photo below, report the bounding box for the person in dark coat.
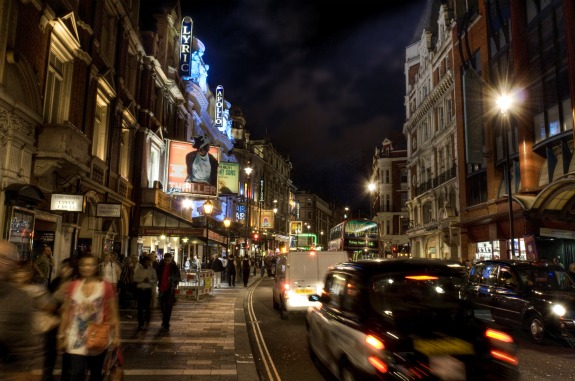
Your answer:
[155,253,181,331]
[211,255,224,288]
[242,255,251,287]
[0,240,41,380]
[226,256,236,287]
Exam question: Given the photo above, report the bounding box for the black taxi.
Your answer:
[306,259,520,380]
[466,259,575,345]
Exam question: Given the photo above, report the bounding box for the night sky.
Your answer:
[180,0,426,212]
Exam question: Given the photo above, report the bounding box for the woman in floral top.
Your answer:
[57,254,120,381]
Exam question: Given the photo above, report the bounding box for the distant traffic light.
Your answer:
[253,233,259,241]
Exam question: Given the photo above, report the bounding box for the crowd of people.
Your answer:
[0,241,188,381]
[0,239,282,380]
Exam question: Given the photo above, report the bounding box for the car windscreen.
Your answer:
[516,267,575,291]
[369,272,472,332]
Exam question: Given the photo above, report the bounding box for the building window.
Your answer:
[100,4,117,64]
[119,127,131,178]
[148,144,161,188]
[44,52,72,123]
[92,81,114,160]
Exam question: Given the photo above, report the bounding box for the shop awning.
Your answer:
[4,183,45,207]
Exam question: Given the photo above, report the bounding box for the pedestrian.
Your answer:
[211,254,224,288]
[133,256,157,330]
[192,255,201,271]
[99,253,121,291]
[260,258,266,278]
[44,258,76,381]
[265,256,272,277]
[33,244,54,287]
[149,251,159,270]
[221,255,228,285]
[155,253,181,331]
[242,255,251,287]
[569,262,575,279]
[235,255,242,280]
[552,257,564,268]
[119,255,141,308]
[57,254,121,381]
[226,255,236,287]
[0,240,42,380]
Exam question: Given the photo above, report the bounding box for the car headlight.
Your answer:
[552,304,566,316]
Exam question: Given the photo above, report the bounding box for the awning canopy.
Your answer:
[4,183,45,207]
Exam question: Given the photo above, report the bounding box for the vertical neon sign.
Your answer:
[179,16,193,79]
[215,85,224,131]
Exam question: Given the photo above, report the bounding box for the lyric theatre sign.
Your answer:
[179,16,193,78]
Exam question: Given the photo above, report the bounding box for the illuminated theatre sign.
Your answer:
[179,16,193,79]
[215,85,224,131]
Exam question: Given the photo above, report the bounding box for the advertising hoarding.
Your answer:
[260,210,275,229]
[218,162,239,195]
[167,140,220,196]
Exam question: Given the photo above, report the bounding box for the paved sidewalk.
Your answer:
[116,275,260,380]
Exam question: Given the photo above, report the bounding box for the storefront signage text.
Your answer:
[215,85,224,131]
[96,203,121,218]
[50,194,84,212]
[179,16,193,78]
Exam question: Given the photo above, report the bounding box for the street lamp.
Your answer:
[244,164,253,255]
[497,94,515,259]
[203,199,214,269]
[223,217,231,258]
[368,182,376,219]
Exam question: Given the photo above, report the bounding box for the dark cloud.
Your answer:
[182,0,424,210]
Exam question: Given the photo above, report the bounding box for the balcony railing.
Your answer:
[414,163,456,196]
[140,188,193,222]
[34,122,91,179]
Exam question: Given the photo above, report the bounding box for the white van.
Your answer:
[272,250,348,319]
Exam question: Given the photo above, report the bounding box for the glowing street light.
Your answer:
[368,182,376,219]
[497,93,515,259]
[203,199,214,268]
[244,164,253,255]
[223,217,231,257]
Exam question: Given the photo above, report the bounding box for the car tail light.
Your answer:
[485,329,518,366]
[485,329,513,343]
[366,335,385,350]
[283,283,290,291]
[490,350,518,365]
[368,356,388,373]
[405,275,439,280]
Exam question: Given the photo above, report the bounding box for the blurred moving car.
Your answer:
[466,259,575,345]
[306,259,520,381]
[272,250,348,319]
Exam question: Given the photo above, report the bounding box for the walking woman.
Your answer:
[57,254,121,381]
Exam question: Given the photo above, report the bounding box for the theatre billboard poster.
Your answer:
[167,140,220,197]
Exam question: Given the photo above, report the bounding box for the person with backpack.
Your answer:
[242,255,251,287]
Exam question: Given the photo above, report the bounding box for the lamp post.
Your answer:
[368,182,376,219]
[203,199,214,269]
[223,217,231,258]
[244,164,253,255]
[497,94,515,259]
[273,200,278,253]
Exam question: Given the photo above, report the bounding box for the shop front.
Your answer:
[138,226,227,270]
